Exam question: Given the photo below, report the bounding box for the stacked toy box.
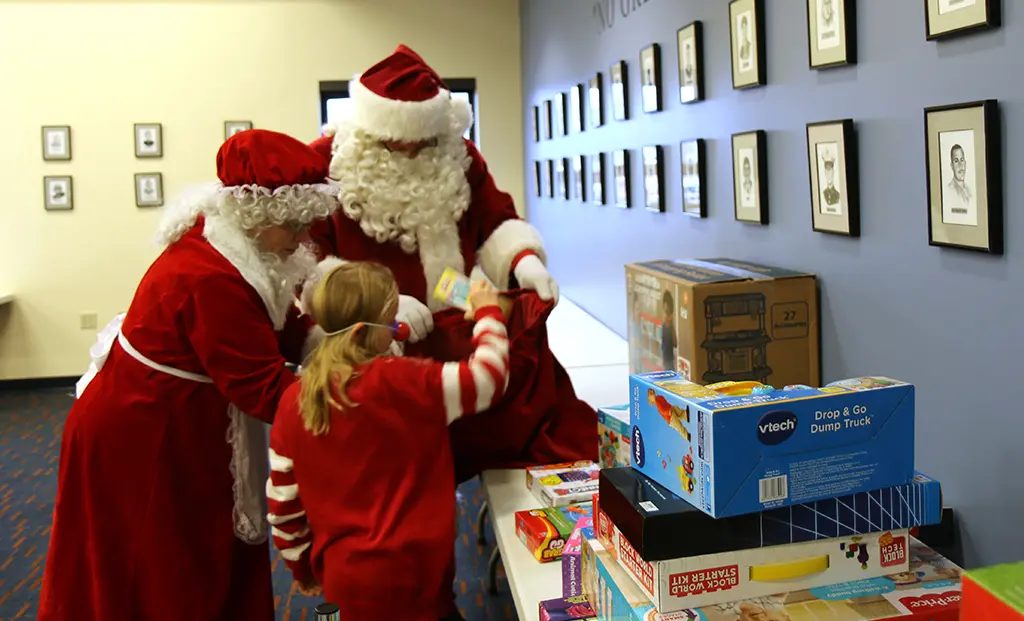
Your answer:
[579,372,964,619]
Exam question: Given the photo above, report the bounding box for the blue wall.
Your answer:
[520,0,1023,567]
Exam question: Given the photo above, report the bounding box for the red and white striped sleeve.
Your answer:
[441,305,510,424]
[266,438,315,583]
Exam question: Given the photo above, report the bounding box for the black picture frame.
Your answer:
[573,155,585,201]
[613,149,632,208]
[925,0,1000,41]
[677,21,705,104]
[806,0,858,69]
[642,146,665,212]
[531,106,540,142]
[588,73,605,129]
[556,157,570,200]
[610,61,630,121]
[553,92,568,138]
[543,100,553,141]
[546,159,555,198]
[731,130,769,224]
[590,153,607,205]
[43,175,73,211]
[924,99,1003,255]
[570,84,585,133]
[41,125,72,161]
[134,123,163,158]
[680,139,707,218]
[640,43,663,114]
[806,119,860,237]
[134,172,165,208]
[729,0,767,89]
[534,160,542,197]
[224,121,252,141]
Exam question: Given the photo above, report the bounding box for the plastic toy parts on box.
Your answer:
[629,372,915,518]
[527,461,601,507]
[539,594,598,621]
[597,405,631,469]
[962,561,1024,619]
[516,502,593,563]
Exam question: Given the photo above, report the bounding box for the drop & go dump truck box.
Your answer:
[962,561,1024,620]
[629,372,915,517]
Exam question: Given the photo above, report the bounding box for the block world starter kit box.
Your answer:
[629,372,915,517]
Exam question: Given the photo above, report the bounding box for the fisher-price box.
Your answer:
[962,561,1024,620]
[516,502,594,563]
[629,372,915,518]
[598,405,632,469]
[528,461,601,507]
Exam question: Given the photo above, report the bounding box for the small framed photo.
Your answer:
[924,100,1002,254]
[570,84,585,133]
[555,158,569,200]
[642,146,665,212]
[135,172,164,208]
[553,93,567,138]
[610,61,630,121]
[134,123,163,158]
[681,139,707,218]
[533,161,542,197]
[546,160,555,198]
[224,121,252,141]
[730,0,766,89]
[807,119,859,236]
[44,176,73,211]
[42,126,72,161]
[613,149,632,208]
[531,106,540,142]
[807,0,856,68]
[543,100,553,140]
[925,0,1000,40]
[640,43,662,114]
[573,155,585,201]
[590,153,607,205]
[588,73,605,129]
[732,130,769,224]
[677,22,705,104]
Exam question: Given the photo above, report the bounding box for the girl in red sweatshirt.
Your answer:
[267,261,509,621]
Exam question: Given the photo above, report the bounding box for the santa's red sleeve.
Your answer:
[463,140,548,290]
[277,304,326,365]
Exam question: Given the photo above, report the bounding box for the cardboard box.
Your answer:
[962,561,1024,620]
[599,467,943,561]
[527,461,601,507]
[598,405,631,469]
[539,595,598,621]
[625,258,820,387]
[629,372,915,517]
[563,520,594,597]
[583,535,962,621]
[515,502,593,563]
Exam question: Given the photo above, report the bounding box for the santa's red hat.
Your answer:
[348,44,473,142]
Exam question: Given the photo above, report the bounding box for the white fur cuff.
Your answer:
[300,256,347,314]
[301,325,326,362]
[477,219,547,290]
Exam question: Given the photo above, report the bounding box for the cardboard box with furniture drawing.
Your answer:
[625,258,820,388]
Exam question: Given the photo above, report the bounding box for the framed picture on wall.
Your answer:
[613,149,632,208]
[642,146,665,212]
[553,93,567,138]
[556,158,569,200]
[590,153,607,205]
[610,61,630,121]
[135,172,164,208]
[677,21,705,103]
[589,73,605,129]
[681,139,707,217]
[44,176,73,211]
[546,160,555,197]
[729,0,766,89]
[41,125,71,161]
[807,119,859,236]
[731,130,769,224]
[543,100,553,140]
[924,100,1002,254]
[533,161,542,197]
[570,84,585,133]
[531,106,540,142]
[807,0,857,68]
[925,0,1000,40]
[573,155,585,201]
[134,123,163,158]
[224,121,252,140]
[640,43,663,113]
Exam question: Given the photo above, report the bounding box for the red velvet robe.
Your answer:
[38,221,318,621]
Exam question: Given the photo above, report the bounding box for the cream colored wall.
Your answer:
[0,0,524,380]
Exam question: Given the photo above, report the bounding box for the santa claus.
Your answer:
[38,130,335,621]
[305,44,558,341]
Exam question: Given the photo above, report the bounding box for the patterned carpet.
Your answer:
[0,387,517,621]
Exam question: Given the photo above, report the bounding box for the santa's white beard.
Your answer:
[262,243,318,303]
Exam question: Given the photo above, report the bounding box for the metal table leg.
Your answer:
[476,500,489,545]
[487,546,502,595]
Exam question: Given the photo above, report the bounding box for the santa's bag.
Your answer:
[405,290,599,483]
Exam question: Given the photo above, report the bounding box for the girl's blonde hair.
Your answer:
[299,261,399,435]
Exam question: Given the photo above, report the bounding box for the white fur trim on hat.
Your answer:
[213,182,339,232]
[477,219,547,290]
[349,73,463,141]
[300,256,347,315]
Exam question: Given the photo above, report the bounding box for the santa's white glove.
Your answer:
[397,295,434,343]
[513,254,559,304]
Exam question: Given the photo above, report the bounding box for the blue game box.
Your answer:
[629,372,915,518]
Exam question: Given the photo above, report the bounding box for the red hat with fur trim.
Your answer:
[349,44,473,141]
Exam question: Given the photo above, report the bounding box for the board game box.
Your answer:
[516,502,593,563]
[527,461,601,507]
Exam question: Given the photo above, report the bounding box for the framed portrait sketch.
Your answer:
[224,121,252,140]
[556,158,569,200]
[543,100,553,141]
[44,176,73,211]
[677,22,705,104]
[642,146,665,212]
[546,160,555,198]
[135,172,164,208]
[729,0,766,89]
[924,100,1002,254]
[588,73,605,129]
[134,123,163,158]
[570,84,585,133]
[42,126,71,161]
[680,139,707,217]
[807,0,857,68]
[553,93,567,138]
[533,161,542,197]
[925,0,1000,40]
[610,61,630,121]
[573,155,585,201]
[732,130,769,224]
[807,120,859,236]
[590,153,607,205]
[613,149,632,208]
[640,44,662,114]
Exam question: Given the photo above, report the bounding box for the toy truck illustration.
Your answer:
[701,292,772,384]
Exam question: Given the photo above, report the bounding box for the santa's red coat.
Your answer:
[38,222,318,621]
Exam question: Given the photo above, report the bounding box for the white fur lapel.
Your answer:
[417,220,465,312]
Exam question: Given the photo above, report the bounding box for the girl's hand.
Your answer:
[465,280,500,319]
[295,577,323,597]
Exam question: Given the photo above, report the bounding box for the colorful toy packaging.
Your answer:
[515,502,593,563]
[629,372,915,517]
[962,561,1024,620]
[527,461,601,507]
[563,520,595,597]
[539,595,598,621]
[597,405,631,468]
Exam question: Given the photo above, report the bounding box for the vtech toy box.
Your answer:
[629,372,915,517]
[598,405,631,469]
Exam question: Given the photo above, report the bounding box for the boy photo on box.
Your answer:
[661,289,676,371]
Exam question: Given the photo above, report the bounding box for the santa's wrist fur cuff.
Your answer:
[301,325,326,362]
[478,220,547,290]
[300,256,347,315]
